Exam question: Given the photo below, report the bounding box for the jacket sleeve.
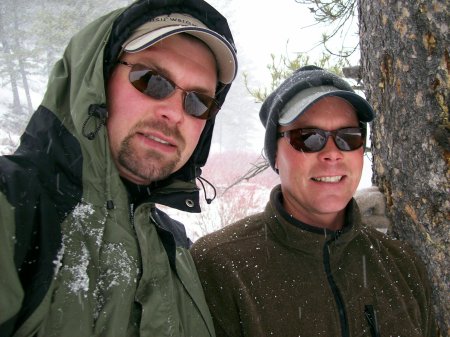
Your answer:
[0,192,24,336]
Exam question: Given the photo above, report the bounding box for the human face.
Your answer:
[107,34,217,185]
[276,96,364,230]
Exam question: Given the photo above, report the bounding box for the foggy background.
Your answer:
[0,0,371,238]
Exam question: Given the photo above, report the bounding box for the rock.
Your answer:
[355,186,390,232]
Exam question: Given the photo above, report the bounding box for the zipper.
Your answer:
[323,233,349,337]
[364,305,380,337]
[129,203,135,228]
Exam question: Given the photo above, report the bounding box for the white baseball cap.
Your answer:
[122,13,237,84]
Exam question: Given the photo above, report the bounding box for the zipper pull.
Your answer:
[364,305,380,337]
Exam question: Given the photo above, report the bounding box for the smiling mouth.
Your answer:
[311,176,343,183]
[141,133,172,146]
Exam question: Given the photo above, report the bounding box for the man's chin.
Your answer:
[118,160,177,185]
[117,146,181,183]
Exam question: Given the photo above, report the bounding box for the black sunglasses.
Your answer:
[118,61,220,120]
[278,127,366,153]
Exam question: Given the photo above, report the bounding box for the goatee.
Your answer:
[117,119,184,183]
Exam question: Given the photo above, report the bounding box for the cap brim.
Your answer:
[124,26,237,84]
[279,86,375,125]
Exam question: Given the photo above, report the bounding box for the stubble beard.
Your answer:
[117,120,183,184]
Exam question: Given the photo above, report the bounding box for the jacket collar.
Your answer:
[122,177,201,212]
[265,185,362,259]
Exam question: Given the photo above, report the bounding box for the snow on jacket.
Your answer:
[0,1,236,336]
[191,185,438,337]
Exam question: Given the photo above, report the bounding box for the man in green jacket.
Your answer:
[0,1,237,336]
[191,66,438,337]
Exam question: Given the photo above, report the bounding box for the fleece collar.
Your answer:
[265,185,362,260]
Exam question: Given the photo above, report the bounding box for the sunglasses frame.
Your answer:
[118,60,220,120]
[278,126,366,153]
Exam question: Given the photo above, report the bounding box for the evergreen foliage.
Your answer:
[244,51,349,103]
[0,0,132,134]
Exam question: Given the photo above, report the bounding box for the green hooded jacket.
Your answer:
[191,186,438,337]
[0,1,236,336]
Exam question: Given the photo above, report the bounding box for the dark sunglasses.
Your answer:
[118,61,220,120]
[278,127,366,153]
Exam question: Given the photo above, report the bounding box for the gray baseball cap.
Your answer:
[279,85,374,125]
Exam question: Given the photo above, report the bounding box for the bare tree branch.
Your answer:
[222,154,270,196]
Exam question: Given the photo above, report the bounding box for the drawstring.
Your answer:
[197,176,216,204]
[104,112,115,210]
[81,103,114,209]
[82,104,108,140]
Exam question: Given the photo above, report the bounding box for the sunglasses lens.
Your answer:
[289,130,326,152]
[129,66,175,99]
[303,130,327,152]
[185,92,218,119]
[145,75,175,99]
[335,128,364,151]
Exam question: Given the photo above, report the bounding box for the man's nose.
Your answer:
[153,89,186,123]
[318,136,344,161]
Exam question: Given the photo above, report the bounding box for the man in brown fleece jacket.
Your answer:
[191,66,438,337]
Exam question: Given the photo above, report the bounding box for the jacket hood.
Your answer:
[37,0,236,212]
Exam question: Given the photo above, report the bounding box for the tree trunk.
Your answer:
[0,9,22,115]
[358,0,449,335]
[18,59,33,114]
[13,3,33,114]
